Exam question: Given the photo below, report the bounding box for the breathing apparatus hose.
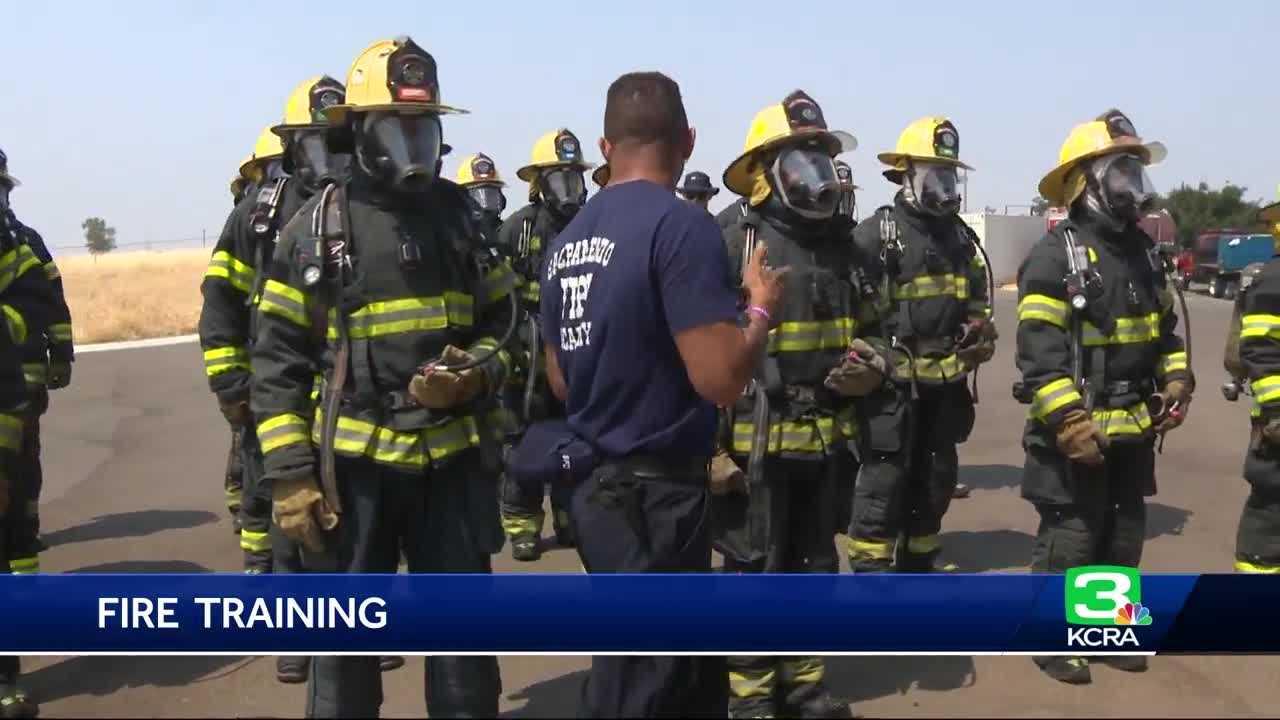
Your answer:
[522,312,540,422]
[431,289,522,373]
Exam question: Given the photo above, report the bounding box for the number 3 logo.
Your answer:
[1065,566,1141,626]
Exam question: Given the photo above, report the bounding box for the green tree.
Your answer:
[1157,182,1261,247]
[82,217,117,254]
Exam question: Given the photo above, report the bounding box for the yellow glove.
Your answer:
[271,473,338,553]
[709,450,746,496]
[824,339,886,397]
[1055,409,1109,466]
[408,345,488,409]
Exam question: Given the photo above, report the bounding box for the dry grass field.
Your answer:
[59,248,210,344]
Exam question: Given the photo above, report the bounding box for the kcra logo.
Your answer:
[1063,566,1152,648]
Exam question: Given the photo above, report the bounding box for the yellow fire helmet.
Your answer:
[325,36,467,127]
[455,153,505,188]
[591,164,611,188]
[516,128,595,183]
[723,90,856,197]
[877,116,973,185]
[1039,109,1166,207]
[835,159,860,190]
[272,75,346,136]
[238,129,284,181]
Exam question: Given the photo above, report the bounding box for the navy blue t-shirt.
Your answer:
[541,180,740,459]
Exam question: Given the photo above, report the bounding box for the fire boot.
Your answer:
[276,655,309,684]
[1033,656,1091,685]
[380,655,405,672]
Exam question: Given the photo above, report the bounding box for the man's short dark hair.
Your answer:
[604,72,689,147]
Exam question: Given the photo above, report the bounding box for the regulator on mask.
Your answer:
[538,167,586,220]
[1081,152,1156,231]
[287,129,350,190]
[467,184,506,228]
[904,161,961,217]
[767,144,840,221]
[356,111,442,194]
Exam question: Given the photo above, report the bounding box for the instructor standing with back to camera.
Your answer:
[538,71,787,717]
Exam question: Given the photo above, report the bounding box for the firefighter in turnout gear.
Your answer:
[497,128,592,561]
[714,90,859,720]
[1017,110,1188,684]
[250,37,513,717]
[455,153,506,239]
[0,147,59,717]
[1230,200,1280,575]
[1,153,73,577]
[834,159,857,222]
[846,117,994,574]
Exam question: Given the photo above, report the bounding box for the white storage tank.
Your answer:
[959,213,1049,286]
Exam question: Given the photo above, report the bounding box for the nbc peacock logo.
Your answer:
[1114,602,1153,626]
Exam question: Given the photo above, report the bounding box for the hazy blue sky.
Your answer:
[4,1,1277,253]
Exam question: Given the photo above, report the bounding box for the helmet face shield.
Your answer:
[1090,152,1156,223]
[290,130,350,189]
[467,184,506,214]
[357,111,442,193]
[770,146,839,220]
[908,162,960,216]
[539,166,586,218]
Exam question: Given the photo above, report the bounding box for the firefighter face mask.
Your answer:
[467,184,506,226]
[260,158,286,183]
[906,162,961,217]
[768,146,840,220]
[0,185,8,213]
[289,130,349,190]
[538,167,586,219]
[1085,152,1156,227]
[356,111,443,194]
[837,187,856,219]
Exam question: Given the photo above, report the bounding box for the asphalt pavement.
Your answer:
[22,289,1280,717]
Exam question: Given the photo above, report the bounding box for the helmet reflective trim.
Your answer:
[933,121,959,160]
[555,131,583,163]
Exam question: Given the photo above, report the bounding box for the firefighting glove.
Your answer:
[408,345,489,409]
[272,473,338,554]
[1262,418,1280,448]
[824,339,887,397]
[1154,379,1192,434]
[47,360,72,390]
[219,399,252,427]
[956,321,998,367]
[709,449,746,496]
[1056,409,1109,466]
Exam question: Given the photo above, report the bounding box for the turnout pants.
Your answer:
[571,460,726,719]
[500,470,573,541]
[237,428,303,575]
[306,451,503,719]
[1236,425,1280,573]
[225,429,244,522]
[716,456,844,717]
[1,443,21,689]
[8,403,43,574]
[849,382,974,572]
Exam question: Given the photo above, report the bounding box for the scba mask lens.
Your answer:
[909,162,960,216]
[359,111,442,193]
[539,167,586,217]
[468,185,506,214]
[770,146,839,220]
[292,130,349,188]
[1092,153,1156,223]
[260,158,286,183]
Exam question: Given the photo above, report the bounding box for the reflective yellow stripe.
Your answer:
[259,279,310,328]
[780,658,825,685]
[1156,351,1188,377]
[48,322,73,343]
[520,281,541,303]
[257,413,310,454]
[1241,314,1280,340]
[848,537,894,561]
[729,669,776,699]
[893,352,969,382]
[767,317,857,353]
[1091,402,1153,438]
[239,530,271,553]
[1252,375,1280,405]
[1082,313,1161,346]
[1252,397,1263,418]
[896,273,969,300]
[204,251,255,294]
[469,337,512,377]
[731,414,856,456]
[967,300,992,320]
[0,246,41,294]
[1017,294,1068,328]
[1235,558,1280,574]
[1,304,26,345]
[312,410,482,468]
[1030,377,1082,421]
[483,263,517,304]
[8,557,39,575]
[22,363,47,386]
[908,535,941,554]
[0,414,22,452]
[330,294,474,341]
[204,346,250,377]
[502,515,542,538]
[43,261,61,280]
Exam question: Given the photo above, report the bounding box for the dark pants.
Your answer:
[306,451,502,719]
[225,429,244,520]
[8,412,41,574]
[1236,429,1280,572]
[849,383,973,571]
[719,456,842,716]
[1,445,20,687]
[500,471,573,539]
[571,462,726,719]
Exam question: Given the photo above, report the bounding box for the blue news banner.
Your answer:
[0,572,1274,654]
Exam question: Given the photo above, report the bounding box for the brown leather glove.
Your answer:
[709,450,747,496]
[271,473,339,553]
[408,345,489,410]
[1154,379,1192,434]
[956,320,998,366]
[825,339,887,397]
[219,399,252,427]
[1055,409,1109,466]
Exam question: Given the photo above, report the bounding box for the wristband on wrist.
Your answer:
[746,305,771,325]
